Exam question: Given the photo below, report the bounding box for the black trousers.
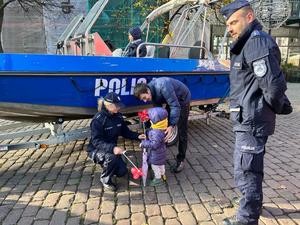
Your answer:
[166,103,190,162]
[88,150,127,184]
[234,131,268,225]
[176,103,190,162]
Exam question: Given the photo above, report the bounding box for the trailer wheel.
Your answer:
[166,125,178,146]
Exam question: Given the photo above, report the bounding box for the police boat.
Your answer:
[0,0,229,123]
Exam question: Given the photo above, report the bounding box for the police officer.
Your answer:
[134,77,191,173]
[87,92,145,191]
[220,1,293,224]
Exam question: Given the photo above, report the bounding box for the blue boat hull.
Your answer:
[0,54,229,122]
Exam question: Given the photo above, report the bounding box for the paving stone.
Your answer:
[129,189,143,200]
[84,209,100,224]
[36,208,54,220]
[260,209,280,225]
[264,203,284,216]
[130,199,144,213]
[157,192,172,205]
[2,208,23,225]
[143,191,157,204]
[203,201,223,214]
[42,193,60,207]
[148,216,164,225]
[277,215,297,225]
[117,191,129,205]
[146,204,161,217]
[33,220,50,225]
[70,203,85,216]
[191,204,211,222]
[17,216,34,225]
[173,197,190,212]
[55,194,74,209]
[178,211,197,225]
[22,201,43,217]
[161,205,177,219]
[0,205,13,222]
[216,197,232,209]
[184,190,201,204]
[131,213,146,225]
[165,218,181,225]
[86,197,100,210]
[66,217,81,225]
[199,192,214,203]
[288,213,300,225]
[290,201,300,210]
[116,219,130,225]
[198,222,216,225]
[115,205,130,220]
[101,200,115,214]
[73,192,88,203]
[272,198,297,213]
[208,186,225,198]
[99,214,113,225]
[49,210,67,225]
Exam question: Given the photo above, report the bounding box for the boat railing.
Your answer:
[56,14,84,55]
[73,0,108,39]
[58,0,110,56]
[136,42,214,60]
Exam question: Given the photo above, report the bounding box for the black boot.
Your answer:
[171,160,184,173]
[100,178,117,192]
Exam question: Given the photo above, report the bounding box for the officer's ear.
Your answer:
[244,7,255,23]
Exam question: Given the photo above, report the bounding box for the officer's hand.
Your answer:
[164,126,173,142]
[113,146,124,155]
[138,134,146,140]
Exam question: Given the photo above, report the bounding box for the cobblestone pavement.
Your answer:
[0,83,299,225]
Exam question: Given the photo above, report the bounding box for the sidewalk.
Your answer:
[0,83,299,225]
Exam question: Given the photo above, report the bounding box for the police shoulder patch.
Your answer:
[253,59,267,77]
[251,30,260,38]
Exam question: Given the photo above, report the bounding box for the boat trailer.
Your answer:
[0,109,228,151]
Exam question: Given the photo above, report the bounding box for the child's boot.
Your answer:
[149,178,164,186]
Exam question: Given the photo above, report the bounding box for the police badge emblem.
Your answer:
[253,59,267,77]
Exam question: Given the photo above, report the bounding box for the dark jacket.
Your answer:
[229,20,292,137]
[87,104,140,154]
[125,39,147,57]
[148,77,191,126]
[140,107,167,165]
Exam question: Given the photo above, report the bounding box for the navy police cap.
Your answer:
[104,92,125,108]
[220,0,250,20]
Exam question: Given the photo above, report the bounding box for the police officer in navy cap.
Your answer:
[87,92,146,191]
[220,1,292,225]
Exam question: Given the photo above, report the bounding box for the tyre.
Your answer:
[166,125,178,146]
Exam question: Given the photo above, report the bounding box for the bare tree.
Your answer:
[0,0,61,52]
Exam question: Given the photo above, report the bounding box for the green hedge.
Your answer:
[282,64,300,83]
[285,69,300,83]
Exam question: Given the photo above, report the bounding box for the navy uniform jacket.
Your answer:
[126,39,147,57]
[148,77,191,126]
[87,105,140,154]
[230,20,292,136]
